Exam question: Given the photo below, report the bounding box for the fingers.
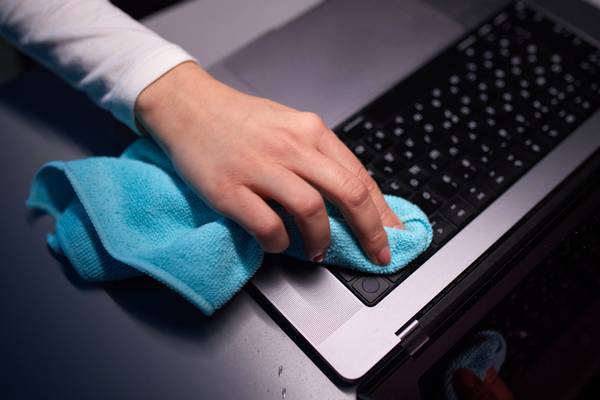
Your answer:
[453,368,514,400]
[214,185,290,253]
[316,130,404,229]
[453,368,495,400]
[252,166,330,262]
[482,368,514,400]
[290,149,392,265]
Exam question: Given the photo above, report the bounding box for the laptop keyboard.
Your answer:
[328,1,600,306]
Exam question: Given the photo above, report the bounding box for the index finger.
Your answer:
[290,150,392,265]
[317,129,404,229]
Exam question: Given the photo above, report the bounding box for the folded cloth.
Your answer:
[27,139,432,315]
[443,330,508,400]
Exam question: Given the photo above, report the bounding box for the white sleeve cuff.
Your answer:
[108,44,196,135]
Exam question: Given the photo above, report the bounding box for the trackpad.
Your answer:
[221,0,463,126]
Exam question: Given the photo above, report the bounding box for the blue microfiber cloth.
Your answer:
[27,138,432,315]
[442,330,507,400]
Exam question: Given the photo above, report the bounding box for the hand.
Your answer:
[453,368,515,400]
[135,62,403,265]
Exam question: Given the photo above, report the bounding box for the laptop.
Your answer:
[207,0,600,381]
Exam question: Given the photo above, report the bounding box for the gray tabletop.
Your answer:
[0,1,503,399]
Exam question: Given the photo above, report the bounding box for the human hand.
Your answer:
[135,62,403,265]
[453,368,515,400]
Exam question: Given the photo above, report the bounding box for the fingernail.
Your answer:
[392,224,403,230]
[311,253,324,263]
[376,246,391,265]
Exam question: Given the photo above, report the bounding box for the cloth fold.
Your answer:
[28,139,432,315]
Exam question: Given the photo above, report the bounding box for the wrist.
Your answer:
[134,61,218,149]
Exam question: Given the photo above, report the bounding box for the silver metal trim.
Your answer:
[397,320,430,356]
[396,320,419,341]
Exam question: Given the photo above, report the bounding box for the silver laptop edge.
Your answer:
[209,0,600,381]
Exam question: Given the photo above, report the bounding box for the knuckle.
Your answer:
[254,217,283,241]
[295,194,325,219]
[254,218,281,241]
[300,112,327,135]
[342,176,370,209]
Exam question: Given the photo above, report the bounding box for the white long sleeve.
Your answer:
[0,0,196,133]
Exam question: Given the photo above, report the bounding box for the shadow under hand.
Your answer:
[50,243,244,346]
[103,277,242,344]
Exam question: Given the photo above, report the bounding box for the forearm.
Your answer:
[0,0,195,132]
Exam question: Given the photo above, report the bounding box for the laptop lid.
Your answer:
[209,0,462,126]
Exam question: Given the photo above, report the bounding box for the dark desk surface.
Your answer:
[0,1,504,398]
[0,71,358,400]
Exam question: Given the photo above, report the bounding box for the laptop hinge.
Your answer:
[396,320,430,357]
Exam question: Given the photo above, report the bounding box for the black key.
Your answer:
[583,81,600,102]
[491,124,514,145]
[430,214,458,246]
[474,150,495,169]
[531,96,553,116]
[538,121,567,143]
[335,269,358,282]
[385,114,411,138]
[423,148,450,173]
[339,115,375,140]
[479,165,514,196]
[351,276,390,304]
[351,144,374,165]
[462,183,492,209]
[365,129,394,152]
[374,157,401,178]
[446,132,465,149]
[448,157,479,182]
[395,145,418,163]
[552,107,579,128]
[400,134,427,155]
[496,148,535,175]
[442,196,477,227]
[517,137,549,158]
[399,163,432,190]
[444,142,463,159]
[429,173,460,199]
[410,107,427,125]
[381,178,412,198]
[367,168,387,187]
[410,188,442,215]
[422,132,436,146]
[568,94,596,119]
[378,150,405,170]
